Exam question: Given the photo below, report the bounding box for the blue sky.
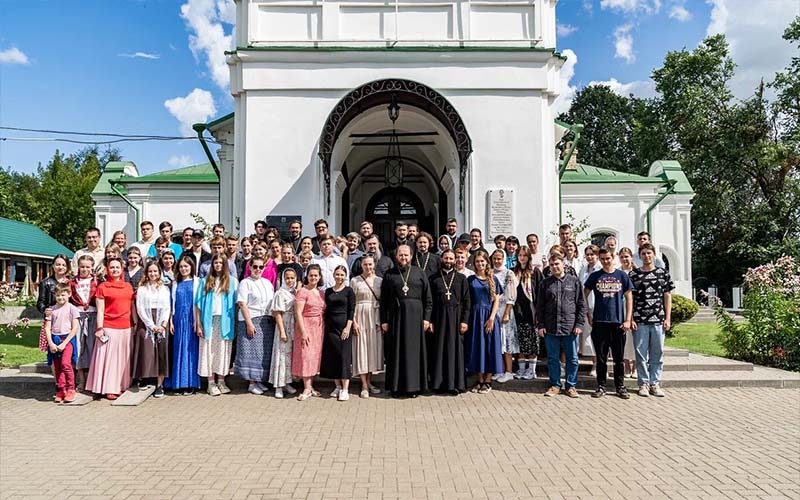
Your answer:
[1,0,796,175]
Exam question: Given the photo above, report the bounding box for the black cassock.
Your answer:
[428,270,471,392]
[380,265,432,393]
[411,251,441,279]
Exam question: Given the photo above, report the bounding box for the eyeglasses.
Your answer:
[250,265,264,270]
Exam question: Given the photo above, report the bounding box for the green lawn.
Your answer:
[0,323,46,368]
[666,322,725,357]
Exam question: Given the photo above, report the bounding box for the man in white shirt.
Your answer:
[132,220,157,257]
[313,235,348,290]
[71,227,105,274]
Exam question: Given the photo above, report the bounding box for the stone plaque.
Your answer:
[487,189,514,238]
[265,215,301,240]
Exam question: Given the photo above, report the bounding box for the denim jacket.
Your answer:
[194,277,238,340]
[535,274,586,336]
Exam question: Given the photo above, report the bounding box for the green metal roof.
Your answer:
[91,161,134,196]
[118,163,218,184]
[649,160,695,194]
[561,164,664,184]
[0,217,74,258]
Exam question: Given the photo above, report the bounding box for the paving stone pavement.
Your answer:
[1,384,798,500]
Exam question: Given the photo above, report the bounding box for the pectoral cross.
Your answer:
[402,285,409,296]
[445,291,452,300]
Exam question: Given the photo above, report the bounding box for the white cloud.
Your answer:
[118,52,161,60]
[168,155,194,167]
[557,24,578,37]
[600,0,662,14]
[587,77,656,98]
[180,0,235,92]
[553,49,578,115]
[164,88,218,136]
[706,0,798,99]
[669,4,691,21]
[0,47,30,65]
[614,24,636,63]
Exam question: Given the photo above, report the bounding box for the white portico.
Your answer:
[209,0,565,242]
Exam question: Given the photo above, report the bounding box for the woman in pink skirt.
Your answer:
[292,264,326,401]
[86,258,137,400]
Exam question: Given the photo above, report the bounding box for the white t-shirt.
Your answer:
[237,277,275,320]
[314,253,349,290]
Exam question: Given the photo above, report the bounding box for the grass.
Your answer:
[0,323,46,368]
[666,322,725,357]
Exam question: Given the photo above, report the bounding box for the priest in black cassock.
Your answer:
[411,232,441,278]
[427,249,470,394]
[380,244,432,398]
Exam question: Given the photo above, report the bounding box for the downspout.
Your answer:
[646,178,677,235]
[192,123,221,179]
[558,123,583,223]
[108,180,141,240]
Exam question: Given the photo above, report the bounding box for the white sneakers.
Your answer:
[638,385,649,397]
[650,384,666,397]
[496,372,514,384]
[330,386,341,398]
[217,380,231,394]
[514,368,527,379]
[207,383,221,396]
[274,387,284,399]
[524,367,537,380]
[338,389,349,401]
[248,383,264,395]
[284,384,297,395]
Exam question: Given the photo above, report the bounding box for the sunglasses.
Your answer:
[250,265,264,270]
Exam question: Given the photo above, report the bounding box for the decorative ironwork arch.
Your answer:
[318,78,473,213]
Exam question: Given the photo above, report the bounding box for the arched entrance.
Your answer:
[318,79,472,236]
[365,187,433,245]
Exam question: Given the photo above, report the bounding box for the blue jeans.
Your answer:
[544,334,579,389]
[634,324,665,386]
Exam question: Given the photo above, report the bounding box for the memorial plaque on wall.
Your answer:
[265,215,301,240]
[486,189,514,238]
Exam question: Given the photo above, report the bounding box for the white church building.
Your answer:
[92,0,694,294]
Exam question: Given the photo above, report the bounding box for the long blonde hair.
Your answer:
[473,249,497,301]
[204,254,231,294]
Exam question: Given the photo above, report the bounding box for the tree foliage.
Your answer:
[560,20,800,288]
[0,146,122,251]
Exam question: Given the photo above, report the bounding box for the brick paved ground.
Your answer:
[1,385,798,500]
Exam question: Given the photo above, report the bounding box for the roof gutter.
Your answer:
[646,178,678,235]
[108,180,141,240]
[192,123,221,179]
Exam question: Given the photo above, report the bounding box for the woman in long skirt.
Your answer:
[195,255,238,396]
[464,250,502,394]
[293,265,326,401]
[86,258,137,400]
[350,255,383,398]
[491,249,518,384]
[164,256,201,395]
[270,268,298,398]
[320,266,355,401]
[234,256,276,395]
[132,261,172,397]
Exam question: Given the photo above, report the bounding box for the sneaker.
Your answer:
[248,383,264,395]
[217,380,231,394]
[274,387,284,399]
[182,388,196,396]
[565,387,580,398]
[54,391,65,403]
[491,373,500,381]
[592,387,606,398]
[496,372,514,384]
[523,367,536,380]
[544,386,561,397]
[137,380,151,390]
[330,386,341,398]
[650,384,665,397]
[207,383,221,396]
[255,382,270,393]
[514,368,526,379]
[360,389,370,399]
[153,386,165,398]
[63,390,76,403]
[368,384,382,394]
[338,389,349,401]
[616,386,630,399]
[284,384,297,395]
[638,385,650,397]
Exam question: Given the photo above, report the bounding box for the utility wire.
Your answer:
[1,136,221,145]
[0,125,199,140]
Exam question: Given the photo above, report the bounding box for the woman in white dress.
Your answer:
[270,268,299,399]
[491,249,518,384]
[350,255,383,398]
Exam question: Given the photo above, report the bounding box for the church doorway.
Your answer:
[365,187,433,245]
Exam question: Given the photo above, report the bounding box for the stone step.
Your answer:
[18,362,50,374]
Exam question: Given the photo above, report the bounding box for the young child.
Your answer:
[46,283,80,403]
[270,268,299,398]
[70,255,98,391]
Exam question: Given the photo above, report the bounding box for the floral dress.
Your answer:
[270,288,296,387]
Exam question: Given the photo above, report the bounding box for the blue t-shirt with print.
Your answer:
[584,268,633,324]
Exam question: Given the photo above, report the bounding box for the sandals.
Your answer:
[297,391,313,401]
[470,384,482,393]
[477,383,492,394]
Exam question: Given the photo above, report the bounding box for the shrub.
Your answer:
[671,294,699,326]
[713,256,800,372]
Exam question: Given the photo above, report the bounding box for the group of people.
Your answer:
[36,216,672,403]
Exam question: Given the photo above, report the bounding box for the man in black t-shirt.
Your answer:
[629,243,674,398]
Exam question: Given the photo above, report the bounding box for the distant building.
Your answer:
[0,217,73,294]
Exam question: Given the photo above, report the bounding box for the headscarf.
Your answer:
[279,267,297,294]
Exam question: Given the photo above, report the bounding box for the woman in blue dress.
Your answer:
[465,249,502,394]
[164,255,201,395]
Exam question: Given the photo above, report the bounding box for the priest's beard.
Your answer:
[442,263,454,271]
[398,264,410,271]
